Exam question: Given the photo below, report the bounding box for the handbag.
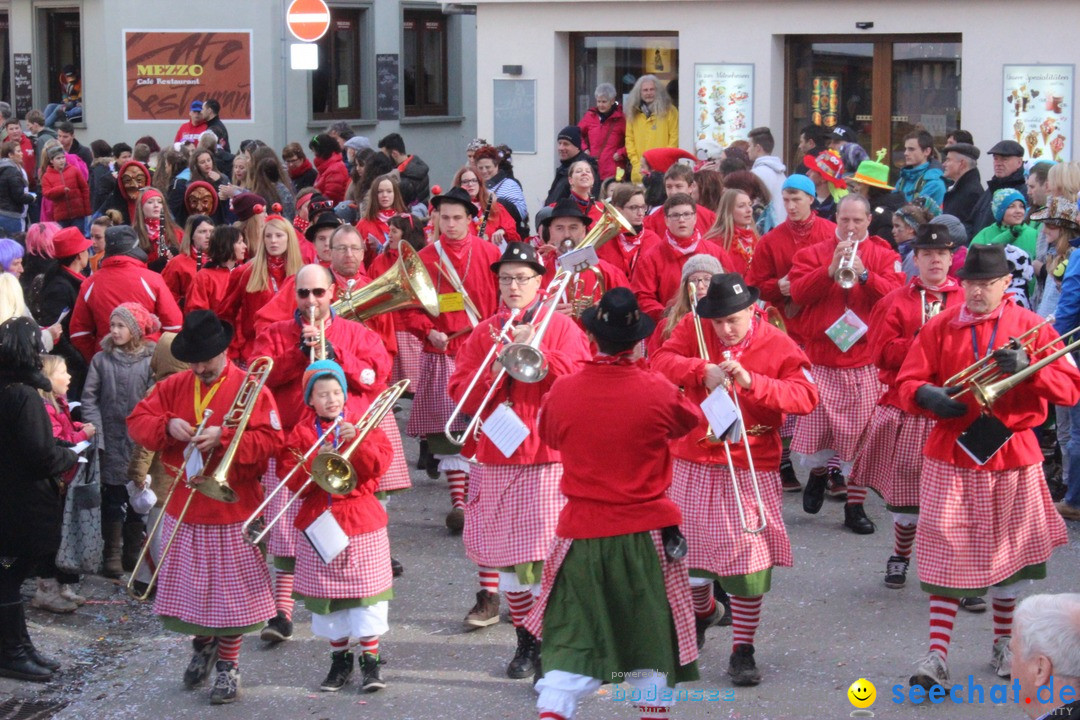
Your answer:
[56,441,103,574]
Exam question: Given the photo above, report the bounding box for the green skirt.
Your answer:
[161,617,264,636]
[297,587,394,615]
[920,562,1047,597]
[541,532,699,687]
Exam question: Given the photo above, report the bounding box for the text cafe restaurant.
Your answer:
[473,0,1078,205]
[0,1,477,183]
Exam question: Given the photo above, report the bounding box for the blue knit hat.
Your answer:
[992,188,1027,224]
[781,174,816,198]
[303,359,347,405]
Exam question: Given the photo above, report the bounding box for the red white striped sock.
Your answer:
[730,594,763,649]
[929,595,960,660]
[478,568,499,594]
[539,713,567,720]
[274,570,295,619]
[893,522,918,559]
[447,470,468,509]
[690,583,716,618]
[358,636,379,658]
[827,455,843,471]
[329,638,349,651]
[217,635,242,664]
[637,706,670,719]
[845,485,868,506]
[992,598,1016,639]
[506,590,534,627]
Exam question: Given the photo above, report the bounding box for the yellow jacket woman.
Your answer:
[625,74,679,183]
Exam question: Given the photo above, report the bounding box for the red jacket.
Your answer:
[897,299,1080,470]
[631,237,735,321]
[217,262,292,364]
[447,307,590,464]
[539,253,629,331]
[185,266,233,315]
[15,135,36,189]
[398,235,502,355]
[127,362,282,524]
[252,312,390,431]
[578,105,627,180]
[45,397,90,444]
[313,153,349,204]
[540,358,700,539]
[788,234,905,367]
[161,251,204,310]
[70,255,183,362]
[597,228,661,281]
[643,204,716,238]
[471,200,521,243]
[870,279,965,408]
[41,164,90,220]
[279,408,391,535]
[653,315,818,469]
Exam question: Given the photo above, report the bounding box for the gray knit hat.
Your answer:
[928,213,968,246]
[680,253,725,282]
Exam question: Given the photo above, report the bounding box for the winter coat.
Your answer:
[578,104,627,180]
[971,167,1027,235]
[544,150,600,207]
[751,156,789,224]
[314,152,349,204]
[625,104,679,183]
[205,117,231,153]
[0,158,32,218]
[0,368,78,557]
[81,339,156,486]
[41,163,91,220]
[288,158,318,191]
[396,153,431,206]
[942,167,984,241]
[36,264,89,397]
[894,162,946,207]
[89,159,116,217]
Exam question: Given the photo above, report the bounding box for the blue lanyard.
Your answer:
[971,318,1000,362]
[314,415,343,508]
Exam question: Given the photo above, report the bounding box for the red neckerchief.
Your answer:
[787,212,819,245]
[590,349,648,368]
[496,293,546,326]
[267,254,287,292]
[715,314,758,361]
[376,209,396,225]
[145,217,161,242]
[616,232,644,273]
[729,226,757,266]
[62,265,85,284]
[911,276,961,294]
[665,229,702,256]
[570,192,593,214]
[293,216,310,235]
[951,297,1010,328]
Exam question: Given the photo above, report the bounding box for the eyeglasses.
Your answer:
[332,245,364,254]
[498,274,539,286]
[296,287,329,299]
[459,178,480,186]
[621,204,647,212]
[666,211,696,220]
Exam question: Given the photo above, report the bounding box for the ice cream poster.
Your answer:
[1002,65,1073,162]
[694,64,754,156]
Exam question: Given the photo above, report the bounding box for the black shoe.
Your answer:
[843,504,876,534]
[391,557,403,577]
[803,471,828,514]
[445,507,465,534]
[713,581,732,626]
[260,611,293,643]
[0,602,54,682]
[417,439,431,471]
[209,660,240,704]
[779,459,801,492]
[360,652,385,692]
[424,450,440,480]
[19,621,60,671]
[507,626,539,679]
[884,555,909,589]
[695,605,721,650]
[959,596,987,613]
[122,521,146,572]
[183,637,218,688]
[826,468,848,500]
[320,650,354,692]
[728,643,762,686]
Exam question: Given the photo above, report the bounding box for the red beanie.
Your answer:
[643,147,697,174]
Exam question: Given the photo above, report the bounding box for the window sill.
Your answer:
[400,115,464,126]
[308,119,378,130]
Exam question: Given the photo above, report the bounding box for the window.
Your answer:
[403,10,448,117]
[41,8,81,122]
[312,6,364,120]
[0,14,9,107]
[570,33,679,124]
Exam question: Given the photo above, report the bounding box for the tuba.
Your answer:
[332,242,440,322]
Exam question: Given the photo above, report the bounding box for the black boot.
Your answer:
[417,439,430,471]
[507,626,538,679]
[122,521,146,572]
[802,470,828,514]
[713,581,732,626]
[843,504,876,535]
[19,622,60,671]
[319,650,354,692]
[182,637,218,688]
[260,611,293,643]
[728,643,762,686]
[391,557,403,577]
[101,521,124,579]
[0,602,54,682]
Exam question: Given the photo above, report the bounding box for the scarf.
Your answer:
[787,212,819,246]
[951,297,1008,329]
[590,349,648,369]
[145,217,161,242]
[570,192,593,215]
[716,314,758,362]
[293,216,310,235]
[911,276,961,294]
[495,292,546,327]
[665,229,702,256]
[728,226,757,267]
[267,254,287,292]
[639,102,655,120]
[377,209,396,226]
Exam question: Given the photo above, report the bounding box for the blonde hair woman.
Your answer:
[625,74,679,183]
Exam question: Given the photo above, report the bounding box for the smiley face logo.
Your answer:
[848,678,876,709]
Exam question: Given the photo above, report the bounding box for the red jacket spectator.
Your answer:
[41,163,90,221]
[313,152,348,204]
[578,103,626,180]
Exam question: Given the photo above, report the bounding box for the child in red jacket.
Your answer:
[40,144,90,227]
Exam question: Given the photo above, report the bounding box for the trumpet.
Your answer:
[835,232,862,289]
[920,290,943,326]
[308,307,327,363]
[945,315,1054,392]
[444,309,520,445]
[690,285,767,535]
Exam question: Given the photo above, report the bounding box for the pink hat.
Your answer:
[110,302,161,341]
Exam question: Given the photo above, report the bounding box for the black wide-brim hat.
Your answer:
[304,211,342,241]
[912,224,956,251]
[541,198,593,228]
[581,287,655,344]
[431,186,478,217]
[696,272,759,319]
[956,243,1014,280]
[490,241,546,276]
[171,310,235,363]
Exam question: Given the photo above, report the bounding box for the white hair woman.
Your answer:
[625,74,679,183]
[1011,593,1080,720]
[577,82,627,182]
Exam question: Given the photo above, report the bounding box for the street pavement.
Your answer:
[2,399,1078,719]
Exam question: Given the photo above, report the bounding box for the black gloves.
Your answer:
[915,384,968,419]
[992,342,1029,375]
[299,337,336,361]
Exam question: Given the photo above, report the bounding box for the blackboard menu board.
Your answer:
[376,54,399,121]
[13,54,31,119]
[493,79,536,153]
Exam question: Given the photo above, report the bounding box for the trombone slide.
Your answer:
[444,309,520,445]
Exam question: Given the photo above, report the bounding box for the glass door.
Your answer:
[788,41,874,156]
[890,41,962,166]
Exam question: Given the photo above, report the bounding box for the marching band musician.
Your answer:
[399,187,501,534]
[126,311,282,706]
[528,288,703,720]
[447,242,591,677]
[786,193,905,520]
[897,244,1080,692]
[277,360,394,694]
[653,273,818,686]
[596,183,660,282]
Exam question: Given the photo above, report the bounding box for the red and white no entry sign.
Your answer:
[286,0,331,43]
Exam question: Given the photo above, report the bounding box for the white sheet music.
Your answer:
[559,246,599,274]
[185,449,204,481]
[481,403,530,458]
[304,510,349,564]
[701,387,739,439]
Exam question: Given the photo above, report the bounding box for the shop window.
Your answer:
[570,33,678,124]
[403,10,448,117]
[40,8,81,123]
[312,6,365,120]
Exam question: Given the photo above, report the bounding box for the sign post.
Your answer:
[287,0,329,70]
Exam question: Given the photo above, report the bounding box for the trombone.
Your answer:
[690,283,767,535]
[946,315,1054,396]
[444,308,521,445]
[247,380,410,544]
[835,232,862,289]
[969,331,1080,410]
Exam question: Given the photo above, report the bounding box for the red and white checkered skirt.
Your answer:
[849,405,933,508]
[915,458,1069,590]
[294,527,393,601]
[391,330,424,387]
[669,459,792,578]
[261,457,300,558]
[524,530,698,668]
[375,412,411,494]
[406,352,465,437]
[792,364,883,462]
[463,462,565,569]
[154,515,275,629]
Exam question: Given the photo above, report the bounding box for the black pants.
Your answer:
[101,483,145,525]
[0,557,33,604]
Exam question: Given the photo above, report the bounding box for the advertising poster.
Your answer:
[1002,64,1073,162]
[124,31,253,122]
[693,64,753,154]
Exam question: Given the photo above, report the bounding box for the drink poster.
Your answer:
[693,64,753,154]
[812,75,840,129]
[1002,65,1073,162]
